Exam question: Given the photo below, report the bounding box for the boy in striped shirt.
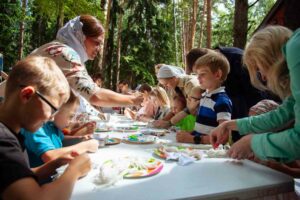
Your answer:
[177,52,232,144]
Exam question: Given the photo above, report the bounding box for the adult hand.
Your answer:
[210,121,234,147]
[66,153,91,178]
[228,135,253,160]
[131,95,143,106]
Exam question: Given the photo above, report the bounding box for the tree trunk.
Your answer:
[103,0,116,89]
[101,0,113,70]
[198,0,206,48]
[189,0,198,50]
[233,0,248,49]
[115,0,125,90]
[181,11,187,70]
[206,0,212,48]
[173,0,179,66]
[55,0,64,35]
[18,0,26,60]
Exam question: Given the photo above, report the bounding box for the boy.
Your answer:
[0,56,91,200]
[22,90,99,167]
[177,52,232,144]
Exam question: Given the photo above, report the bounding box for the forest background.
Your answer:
[0,0,275,90]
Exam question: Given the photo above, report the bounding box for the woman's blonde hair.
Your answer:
[150,86,170,107]
[243,26,292,99]
[6,56,70,102]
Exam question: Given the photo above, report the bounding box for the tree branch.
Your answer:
[249,0,260,8]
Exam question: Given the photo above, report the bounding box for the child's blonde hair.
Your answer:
[243,26,292,99]
[190,86,204,98]
[6,56,70,101]
[194,52,230,82]
[150,86,170,107]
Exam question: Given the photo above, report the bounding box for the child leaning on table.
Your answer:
[0,56,91,200]
[176,52,232,144]
[169,86,203,131]
[21,90,99,167]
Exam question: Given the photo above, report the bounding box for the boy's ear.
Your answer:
[215,69,223,80]
[20,86,35,101]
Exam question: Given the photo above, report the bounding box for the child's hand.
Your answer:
[176,131,194,143]
[72,121,96,136]
[152,120,170,128]
[66,153,91,178]
[84,139,99,153]
[82,134,93,140]
[55,151,79,167]
[85,121,96,134]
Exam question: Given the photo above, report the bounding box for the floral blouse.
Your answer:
[31,41,98,100]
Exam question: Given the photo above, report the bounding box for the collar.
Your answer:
[202,86,225,97]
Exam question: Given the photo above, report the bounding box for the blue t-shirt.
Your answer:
[21,121,64,167]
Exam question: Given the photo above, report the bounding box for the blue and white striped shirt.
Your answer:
[193,87,232,136]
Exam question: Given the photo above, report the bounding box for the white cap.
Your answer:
[157,65,185,79]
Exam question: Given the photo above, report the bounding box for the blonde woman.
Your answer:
[210,26,300,163]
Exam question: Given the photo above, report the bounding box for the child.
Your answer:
[138,86,170,122]
[152,88,197,131]
[177,52,232,144]
[125,84,156,120]
[0,56,91,199]
[170,86,203,131]
[21,90,99,167]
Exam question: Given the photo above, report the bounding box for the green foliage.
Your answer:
[117,0,175,87]
[0,1,33,70]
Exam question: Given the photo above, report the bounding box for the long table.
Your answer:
[70,116,296,200]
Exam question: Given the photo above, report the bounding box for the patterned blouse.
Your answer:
[31,41,98,100]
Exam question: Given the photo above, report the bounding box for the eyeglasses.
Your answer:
[19,85,59,115]
[35,90,58,115]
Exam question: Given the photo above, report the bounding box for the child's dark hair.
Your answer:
[173,94,187,107]
[92,72,103,81]
[138,83,152,93]
[118,80,129,85]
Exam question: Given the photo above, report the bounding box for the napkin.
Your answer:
[166,152,196,166]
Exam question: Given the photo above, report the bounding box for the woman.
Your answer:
[210,26,300,163]
[31,15,142,107]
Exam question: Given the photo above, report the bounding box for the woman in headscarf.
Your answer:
[31,15,142,108]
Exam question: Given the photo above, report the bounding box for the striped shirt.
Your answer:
[193,87,232,135]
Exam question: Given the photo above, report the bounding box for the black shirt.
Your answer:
[0,122,37,195]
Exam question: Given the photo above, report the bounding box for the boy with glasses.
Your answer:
[0,56,91,200]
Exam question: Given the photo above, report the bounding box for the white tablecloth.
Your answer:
[70,116,296,200]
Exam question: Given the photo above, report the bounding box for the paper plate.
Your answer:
[113,125,139,132]
[123,158,163,178]
[140,128,168,136]
[95,128,111,132]
[122,134,156,144]
[105,138,121,145]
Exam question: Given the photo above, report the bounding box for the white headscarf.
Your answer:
[157,65,185,79]
[56,16,89,64]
